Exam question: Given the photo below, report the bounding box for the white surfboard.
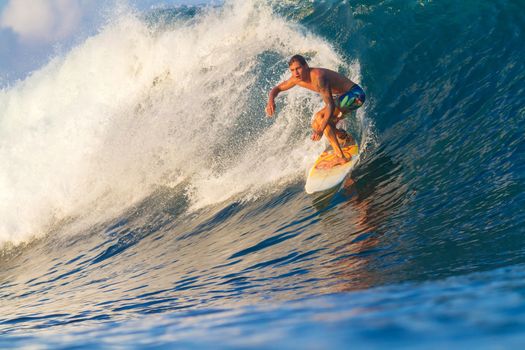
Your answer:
[305,144,359,194]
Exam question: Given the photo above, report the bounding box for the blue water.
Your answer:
[1,0,524,348]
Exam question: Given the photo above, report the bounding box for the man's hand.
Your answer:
[311,119,324,141]
[311,130,323,141]
[265,99,276,117]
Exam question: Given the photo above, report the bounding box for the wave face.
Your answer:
[1,0,524,348]
[0,1,358,245]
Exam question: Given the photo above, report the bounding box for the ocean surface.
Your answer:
[1,0,524,348]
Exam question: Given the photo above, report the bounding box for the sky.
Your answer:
[0,0,211,87]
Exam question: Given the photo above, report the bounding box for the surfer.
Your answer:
[265,54,365,166]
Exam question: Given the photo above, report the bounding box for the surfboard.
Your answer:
[305,143,359,194]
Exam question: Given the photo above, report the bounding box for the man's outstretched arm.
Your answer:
[266,79,296,117]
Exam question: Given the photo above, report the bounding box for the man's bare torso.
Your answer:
[294,68,354,95]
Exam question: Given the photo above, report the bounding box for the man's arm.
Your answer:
[311,74,335,140]
[266,79,296,117]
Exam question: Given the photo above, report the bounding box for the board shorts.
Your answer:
[335,84,366,112]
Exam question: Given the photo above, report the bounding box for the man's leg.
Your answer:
[328,108,354,147]
[312,108,349,163]
[335,128,355,147]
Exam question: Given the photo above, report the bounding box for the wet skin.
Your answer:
[266,61,356,165]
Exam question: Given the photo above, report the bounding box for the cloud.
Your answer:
[0,0,82,42]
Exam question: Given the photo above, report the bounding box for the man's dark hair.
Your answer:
[288,54,308,66]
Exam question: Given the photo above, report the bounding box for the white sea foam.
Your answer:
[0,0,368,245]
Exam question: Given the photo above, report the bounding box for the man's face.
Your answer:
[289,61,305,80]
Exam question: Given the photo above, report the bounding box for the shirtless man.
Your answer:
[265,54,366,166]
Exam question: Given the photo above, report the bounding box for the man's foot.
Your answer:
[331,156,350,167]
[315,155,349,170]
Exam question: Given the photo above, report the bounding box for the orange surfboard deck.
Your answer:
[305,144,359,194]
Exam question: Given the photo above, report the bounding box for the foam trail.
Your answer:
[0,0,368,245]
